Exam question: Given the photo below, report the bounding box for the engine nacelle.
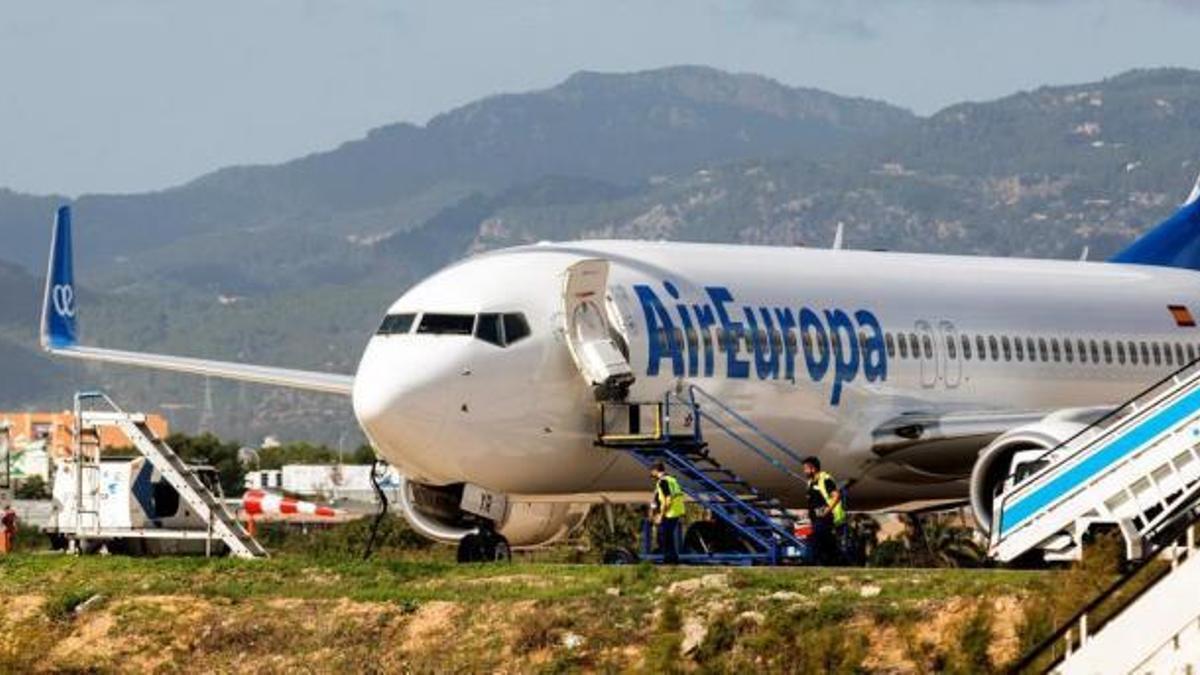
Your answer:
[969,408,1105,535]
[395,477,590,548]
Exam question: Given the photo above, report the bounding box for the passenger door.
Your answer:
[915,320,939,388]
[561,259,635,398]
[939,320,962,389]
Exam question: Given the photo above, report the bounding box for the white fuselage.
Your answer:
[352,241,1200,510]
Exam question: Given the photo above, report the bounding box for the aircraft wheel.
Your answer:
[684,521,751,555]
[456,533,485,563]
[603,547,638,565]
[487,533,512,562]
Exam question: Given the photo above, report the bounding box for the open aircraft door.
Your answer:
[562,259,635,400]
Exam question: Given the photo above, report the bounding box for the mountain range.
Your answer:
[2,65,1199,444]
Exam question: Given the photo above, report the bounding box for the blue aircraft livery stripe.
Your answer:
[1000,385,1200,534]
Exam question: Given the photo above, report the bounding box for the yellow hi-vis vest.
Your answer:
[815,471,846,525]
[656,475,687,519]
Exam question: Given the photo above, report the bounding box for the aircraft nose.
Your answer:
[352,337,459,483]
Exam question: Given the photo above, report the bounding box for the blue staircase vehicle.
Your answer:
[597,385,811,565]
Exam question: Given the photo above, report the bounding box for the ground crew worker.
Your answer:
[802,456,846,565]
[650,462,685,564]
[1,504,17,555]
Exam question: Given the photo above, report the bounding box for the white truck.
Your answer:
[43,456,231,555]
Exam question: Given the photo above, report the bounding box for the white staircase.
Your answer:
[1055,539,1200,673]
[75,392,267,559]
[1012,515,1200,673]
[989,361,1200,563]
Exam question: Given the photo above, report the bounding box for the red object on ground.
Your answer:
[242,489,342,519]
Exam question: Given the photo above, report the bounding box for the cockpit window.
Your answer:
[417,313,475,335]
[475,313,504,346]
[474,312,531,347]
[377,313,416,335]
[503,313,531,345]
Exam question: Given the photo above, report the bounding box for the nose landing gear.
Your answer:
[456,523,512,563]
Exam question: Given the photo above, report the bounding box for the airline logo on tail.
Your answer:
[52,284,75,318]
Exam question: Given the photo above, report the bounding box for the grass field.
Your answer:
[0,549,1075,674]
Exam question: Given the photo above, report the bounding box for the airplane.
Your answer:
[36,174,1200,561]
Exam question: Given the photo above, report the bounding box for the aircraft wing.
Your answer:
[865,408,1106,483]
[39,207,354,397]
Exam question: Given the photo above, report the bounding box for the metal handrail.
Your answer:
[686,385,809,468]
[1008,505,1200,673]
[992,355,1200,544]
[658,446,799,554]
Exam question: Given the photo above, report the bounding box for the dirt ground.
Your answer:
[0,557,1053,674]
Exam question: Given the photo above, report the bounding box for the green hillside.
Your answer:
[3,66,1200,443]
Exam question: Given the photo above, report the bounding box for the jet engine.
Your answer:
[969,408,1106,535]
[395,477,589,548]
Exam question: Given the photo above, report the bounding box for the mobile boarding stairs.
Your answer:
[58,391,266,559]
[597,385,813,565]
[988,359,1200,673]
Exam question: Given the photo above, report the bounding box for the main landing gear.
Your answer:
[456,523,512,563]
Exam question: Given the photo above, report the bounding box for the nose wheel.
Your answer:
[456,526,511,563]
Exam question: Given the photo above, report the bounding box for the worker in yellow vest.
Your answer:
[650,461,686,564]
[802,456,846,565]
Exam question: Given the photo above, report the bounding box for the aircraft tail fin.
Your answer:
[1110,172,1200,269]
[40,205,77,349]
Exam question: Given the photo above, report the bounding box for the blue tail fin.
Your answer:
[40,206,77,350]
[1110,174,1200,269]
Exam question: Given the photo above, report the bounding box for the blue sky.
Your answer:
[2,0,1199,195]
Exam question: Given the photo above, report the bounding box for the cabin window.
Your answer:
[922,335,934,359]
[1051,338,1061,362]
[418,313,475,336]
[1116,341,1126,365]
[1036,338,1047,362]
[897,333,909,359]
[1152,342,1162,366]
[1129,341,1140,365]
[946,334,958,360]
[1077,339,1088,363]
[1001,336,1012,361]
[1013,336,1024,361]
[1064,338,1074,363]
[885,333,896,358]
[1103,340,1113,363]
[988,335,999,361]
[1173,343,1183,366]
[377,313,417,335]
[1090,340,1100,363]
[1189,344,1197,363]
[961,334,972,360]
[1139,342,1150,365]
[909,334,920,359]
[1026,337,1037,361]
[1164,342,1174,367]
[770,328,784,354]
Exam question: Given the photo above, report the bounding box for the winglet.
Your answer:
[1186,171,1200,208]
[1110,170,1200,270]
[40,206,78,350]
